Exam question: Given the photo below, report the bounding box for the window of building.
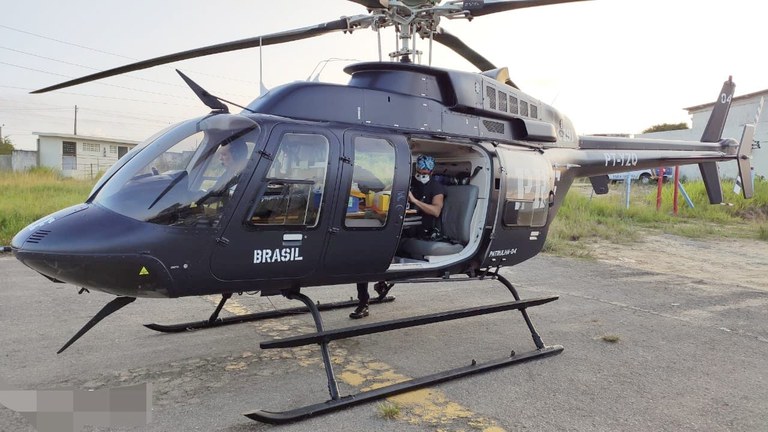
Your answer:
[83,142,100,153]
[249,133,329,227]
[343,137,395,228]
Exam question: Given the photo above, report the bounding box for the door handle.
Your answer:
[282,233,303,246]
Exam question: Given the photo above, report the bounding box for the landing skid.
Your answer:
[246,345,563,424]
[144,294,395,333]
[245,273,563,424]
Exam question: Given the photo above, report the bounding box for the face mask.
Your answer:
[415,174,430,184]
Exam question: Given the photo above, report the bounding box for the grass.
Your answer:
[601,335,621,343]
[545,177,768,257]
[0,168,96,246]
[376,401,401,420]
[1,170,766,251]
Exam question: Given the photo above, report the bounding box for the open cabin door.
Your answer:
[210,125,340,281]
[320,131,411,276]
[481,147,555,268]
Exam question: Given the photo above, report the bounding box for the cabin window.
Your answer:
[250,133,329,227]
[497,149,553,228]
[342,137,395,229]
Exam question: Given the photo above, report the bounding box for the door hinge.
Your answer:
[340,156,352,165]
[216,237,230,245]
[328,227,340,234]
[258,150,273,161]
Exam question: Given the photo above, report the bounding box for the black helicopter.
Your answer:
[11,0,755,424]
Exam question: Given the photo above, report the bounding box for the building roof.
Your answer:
[33,132,140,145]
[685,88,768,112]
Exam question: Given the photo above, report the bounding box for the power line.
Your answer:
[0,45,189,90]
[0,23,261,86]
[0,60,194,100]
[0,23,136,60]
[0,85,206,109]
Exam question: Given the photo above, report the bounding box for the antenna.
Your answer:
[259,37,268,95]
[307,58,360,82]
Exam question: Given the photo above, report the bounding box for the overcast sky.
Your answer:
[1,0,765,150]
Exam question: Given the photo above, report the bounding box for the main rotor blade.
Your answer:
[347,0,385,9]
[433,27,496,73]
[32,16,369,94]
[465,0,590,17]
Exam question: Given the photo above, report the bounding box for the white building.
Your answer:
[638,89,767,180]
[35,133,139,179]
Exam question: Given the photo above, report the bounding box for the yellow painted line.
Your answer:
[204,295,507,431]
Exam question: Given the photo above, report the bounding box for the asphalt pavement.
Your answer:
[1,251,767,431]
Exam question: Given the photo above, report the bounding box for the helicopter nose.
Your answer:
[12,204,174,298]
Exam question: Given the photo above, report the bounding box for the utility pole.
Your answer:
[74,105,78,135]
[0,123,4,140]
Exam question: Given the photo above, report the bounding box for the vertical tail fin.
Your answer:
[736,124,755,199]
[698,76,736,204]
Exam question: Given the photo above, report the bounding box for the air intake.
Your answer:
[26,230,51,244]
[483,120,505,134]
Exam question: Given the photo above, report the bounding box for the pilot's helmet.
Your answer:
[416,154,435,172]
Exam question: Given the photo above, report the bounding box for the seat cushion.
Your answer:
[400,238,464,260]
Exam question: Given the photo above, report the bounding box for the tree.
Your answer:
[0,136,14,155]
[642,122,689,134]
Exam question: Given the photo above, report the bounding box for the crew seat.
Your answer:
[400,184,479,260]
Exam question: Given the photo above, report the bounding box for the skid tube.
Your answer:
[144,294,395,333]
[244,273,563,424]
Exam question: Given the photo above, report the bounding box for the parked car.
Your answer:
[608,167,673,184]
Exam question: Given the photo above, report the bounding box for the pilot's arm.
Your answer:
[408,191,444,217]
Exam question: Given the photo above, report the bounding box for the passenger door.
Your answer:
[210,125,339,281]
[481,147,555,267]
[320,131,411,276]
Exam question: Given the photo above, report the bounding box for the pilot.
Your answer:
[406,154,445,239]
[212,140,248,194]
[349,154,444,320]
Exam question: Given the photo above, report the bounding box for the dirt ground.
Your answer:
[588,233,768,292]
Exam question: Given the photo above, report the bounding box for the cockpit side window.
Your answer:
[249,133,329,227]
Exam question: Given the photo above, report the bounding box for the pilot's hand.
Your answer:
[408,191,416,203]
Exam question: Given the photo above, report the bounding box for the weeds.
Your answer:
[546,178,768,258]
[376,401,401,420]
[0,170,96,245]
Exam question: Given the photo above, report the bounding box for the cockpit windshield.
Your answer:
[92,114,261,227]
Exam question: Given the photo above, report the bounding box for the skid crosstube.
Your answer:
[261,296,558,349]
[245,345,563,424]
[144,296,395,333]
